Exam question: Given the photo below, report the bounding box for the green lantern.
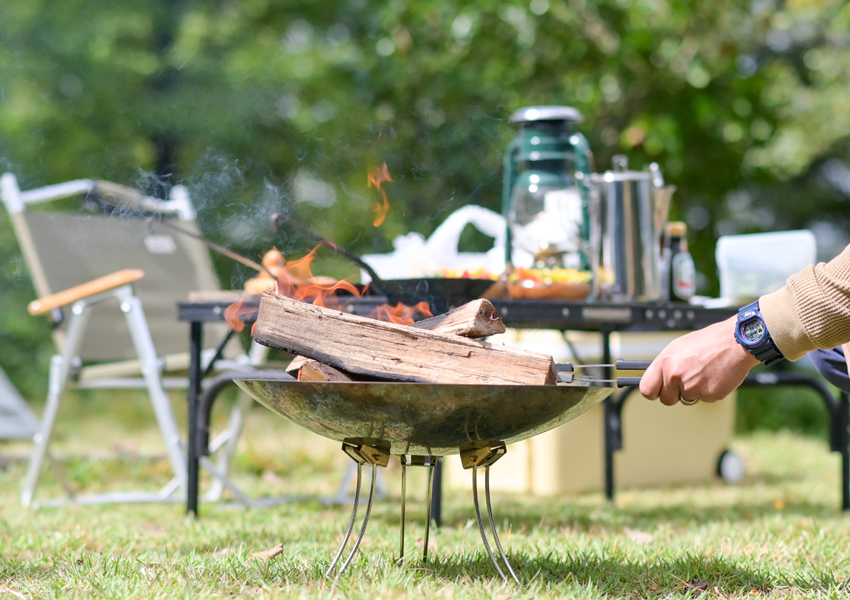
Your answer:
[502,106,594,270]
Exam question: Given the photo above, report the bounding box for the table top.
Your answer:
[177,291,738,332]
[488,299,737,331]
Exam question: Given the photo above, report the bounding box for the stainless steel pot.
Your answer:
[588,158,674,302]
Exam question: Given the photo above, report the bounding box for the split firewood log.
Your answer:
[255,291,556,386]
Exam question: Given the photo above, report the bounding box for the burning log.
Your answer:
[286,299,506,380]
[408,299,505,338]
[254,290,556,386]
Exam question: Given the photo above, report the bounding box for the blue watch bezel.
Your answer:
[735,300,785,366]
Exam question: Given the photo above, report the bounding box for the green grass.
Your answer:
[1,393,849,599]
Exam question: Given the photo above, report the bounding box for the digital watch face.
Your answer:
[741,318,765,344]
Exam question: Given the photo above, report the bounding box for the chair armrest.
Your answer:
[28,269,145,316]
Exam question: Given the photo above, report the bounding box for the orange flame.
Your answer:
[225,246,434,332]
[284,247,318,280]
[224,294,257,333]
[367,162,393,227]
[372,301,432,325]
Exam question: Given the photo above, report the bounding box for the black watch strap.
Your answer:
[750,338,784,366]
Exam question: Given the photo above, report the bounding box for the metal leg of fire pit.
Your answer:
[325,441,389,578]
[485,466,519,584]
[462,443,518,584]
[338,464,377,574]
[325,463,363,577]
[398,455,438,564]
[423,463,435,563]
[472,466,506,583]
[399,459,407,562]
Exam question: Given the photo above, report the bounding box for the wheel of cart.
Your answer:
[716,449,745,483]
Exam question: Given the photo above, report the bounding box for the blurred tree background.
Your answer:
[1,0,849,425]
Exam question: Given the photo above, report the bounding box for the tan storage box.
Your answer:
[446,329,737,495]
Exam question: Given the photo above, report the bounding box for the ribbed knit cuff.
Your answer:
[760,285,815,361]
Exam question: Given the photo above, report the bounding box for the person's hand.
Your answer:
[639,316,760,405]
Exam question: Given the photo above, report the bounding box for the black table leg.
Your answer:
[187,321,203,517]
[841,392,850,512]
[601,329,616,502]
[430,459,443,527]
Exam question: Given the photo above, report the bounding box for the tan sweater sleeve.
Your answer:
[760,244,850,361]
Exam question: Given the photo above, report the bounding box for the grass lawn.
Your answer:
[0,392,849,599]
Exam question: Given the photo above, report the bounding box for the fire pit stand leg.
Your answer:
[399,459,407,562]
[398,455,438,564]
[325,442,389,578]
[423,460,435,563]
[324,462,363,577]
[338,465,377,574]
[461,443,518,583]
[472,465,506,583]
[485,466,519,584]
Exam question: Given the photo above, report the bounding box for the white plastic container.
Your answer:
[360,205,509,281]
[716,230,817,303]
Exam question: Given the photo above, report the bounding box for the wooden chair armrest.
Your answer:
[28,269,145,316]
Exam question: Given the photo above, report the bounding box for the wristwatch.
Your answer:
[734,300,785,366]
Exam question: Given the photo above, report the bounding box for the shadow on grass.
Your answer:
[248,548,846,598]
[430,490,844,533]
[427,551,778,596]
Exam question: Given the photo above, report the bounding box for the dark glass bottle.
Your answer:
[663,221,696,302]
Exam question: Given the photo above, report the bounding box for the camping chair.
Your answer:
[0,173,257,507]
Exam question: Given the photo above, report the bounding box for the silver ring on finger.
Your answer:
[679,395,699,405]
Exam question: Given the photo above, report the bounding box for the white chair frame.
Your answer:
[1,173,255,507]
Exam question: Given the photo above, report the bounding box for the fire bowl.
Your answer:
[234,379,612,456]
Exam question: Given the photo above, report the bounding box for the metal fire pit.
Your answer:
[235,378,612,582]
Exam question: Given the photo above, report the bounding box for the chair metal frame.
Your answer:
[24,280,187,507]
[0,173,254,507]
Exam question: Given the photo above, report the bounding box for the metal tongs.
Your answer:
[556,360,698,405]
[556,359,651,388]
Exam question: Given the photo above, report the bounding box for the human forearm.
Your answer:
[761,244,850,360]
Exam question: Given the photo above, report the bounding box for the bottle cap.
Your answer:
[665,221,688,237]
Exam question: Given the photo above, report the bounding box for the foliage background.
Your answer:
[1,0,849,416]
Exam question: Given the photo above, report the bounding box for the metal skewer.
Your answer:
[557,359,653,371]
[150,218,273,278]
[270,213,387,294]
[562,376,644,387]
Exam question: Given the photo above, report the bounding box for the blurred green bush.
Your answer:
[737,387,831,439]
